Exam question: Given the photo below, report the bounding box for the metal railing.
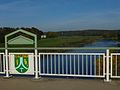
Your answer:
[111,53,120,78]
[39,53,105,78]
[0,47,120,82]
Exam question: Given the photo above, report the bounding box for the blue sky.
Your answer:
[0,0,120,31]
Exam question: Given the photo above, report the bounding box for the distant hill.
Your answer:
[58,29,120,36]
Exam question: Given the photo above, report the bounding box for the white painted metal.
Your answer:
[82,55,84,75]
[47,54,49,74]
[39,53,41,75]
[111,54,113,76]
[86,55,88,75]
[54,54,56,74]
[90,55,92,75]
[43,55,45,74]
[39,53,105,78]
[9,53,33,54]
[112,53,120,55]
[70,55,72,74]
[74,55,76,75]
[104,49,111,82]
[111,53,120,78]
[58,55,60,74]
[78,55,80,75]
[62,55,64,74]
[5,49,9,77]
[39,53,105,55]
[65,54,68,74]
[35,49,39,79]
[111,76,120,78]
[51,55,52,74]
[40,73,105,78]
[103,55,105,76]
[3,48,120,81]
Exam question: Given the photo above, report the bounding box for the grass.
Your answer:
[38,36,102,47]
[0,36,102,48]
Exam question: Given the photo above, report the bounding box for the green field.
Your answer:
[0,36,102,47]
[38,36,102,47]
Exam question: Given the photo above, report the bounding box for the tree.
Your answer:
[46,32,58,38]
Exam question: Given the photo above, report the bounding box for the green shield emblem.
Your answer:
[15,54,29,73]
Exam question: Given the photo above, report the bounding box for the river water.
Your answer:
[40,40,120,76]
[70,40,120,53]
[85,39,120,47]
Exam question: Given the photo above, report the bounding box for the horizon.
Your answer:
[1,27,120,32]
[0,0,120,31]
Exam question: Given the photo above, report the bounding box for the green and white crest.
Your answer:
[15,54,29,73]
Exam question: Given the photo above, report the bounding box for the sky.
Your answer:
[0,0,120,31]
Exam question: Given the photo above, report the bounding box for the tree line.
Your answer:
[58,29,120,40]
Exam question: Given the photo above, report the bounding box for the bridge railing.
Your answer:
[111,53,120,78]
[0,47,120,82]
[39,53,105,78]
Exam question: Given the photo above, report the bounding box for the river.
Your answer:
[85,39,120,47]
[40,40,120,76]
[71,39,120,53]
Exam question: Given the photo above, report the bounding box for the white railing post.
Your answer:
[5,49,9,78]
[104,49,111,82]
[35,49,39,79]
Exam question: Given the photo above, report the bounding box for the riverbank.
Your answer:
[1,36,119,48]
[38,36,102,47]
[0,36,102,48]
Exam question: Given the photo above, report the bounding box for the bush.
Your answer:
[46,32,58,38]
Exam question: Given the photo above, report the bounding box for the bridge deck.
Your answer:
[0,77,120,90]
